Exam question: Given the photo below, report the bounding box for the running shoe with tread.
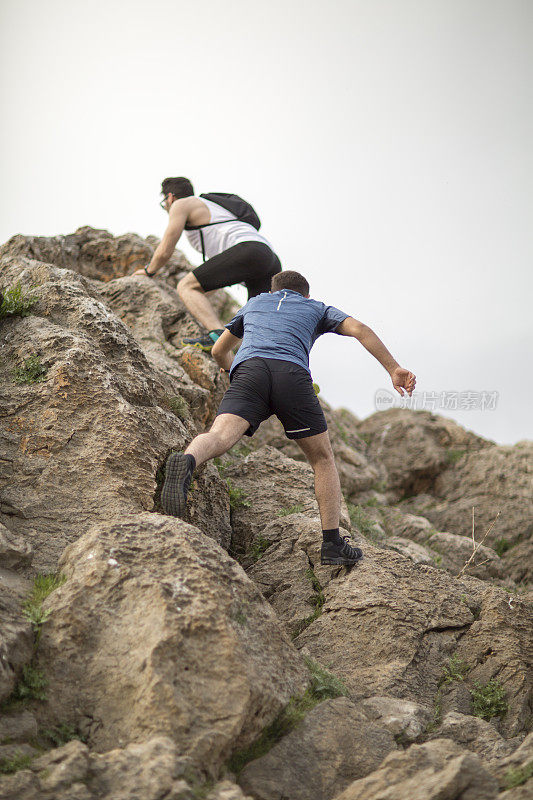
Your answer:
[181,329,224,352]
[161,452,193,517]
[321,536,363,566]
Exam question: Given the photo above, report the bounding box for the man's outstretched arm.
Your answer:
[336,317,416,396]
[132,198,191,277]
[211,330,242,372]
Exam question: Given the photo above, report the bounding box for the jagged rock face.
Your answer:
[221,446,351,556]
[238,697,397,800]
[0,227,532,798]
[294,545,533,736]
[0,226,185,282]
[36,514,308,768]
[427,442,533,548]
[0,586,33,703]
[357,408,490,500]
[331,738,499,800]
[0,258,232,571]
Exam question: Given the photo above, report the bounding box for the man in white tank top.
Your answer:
[132,177,282,351]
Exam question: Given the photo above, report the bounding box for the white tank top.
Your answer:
[185,197,272,259]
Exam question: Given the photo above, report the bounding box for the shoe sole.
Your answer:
[181,340,213,352]
[161,453,190,517]
[321,555,363,566]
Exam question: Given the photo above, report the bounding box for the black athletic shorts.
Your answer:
[216,357,328,439]
[193,241,282,299]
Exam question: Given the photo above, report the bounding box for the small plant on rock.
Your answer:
[23,573,66,640]
[502,761,533,790]
[0,750,34,775]
[471,678,507,721]
[441,654,470,685]
[41,723,87,747]
[227,656,348,774]
[162,394,189,421]
[0,282,37,319]
[249,533,271,562]
[277,504,304,516]
[13,354,47,384]
[226,480,251,509]
[11,664,48,703]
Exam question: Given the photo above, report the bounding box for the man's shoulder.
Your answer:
[174,196,210,225]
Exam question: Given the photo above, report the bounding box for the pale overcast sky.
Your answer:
[1,0,531,445]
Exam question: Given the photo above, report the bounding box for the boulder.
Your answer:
[0,585,33,703]
[294,545,532,737]
[36,513,308,770]
[0,523,32,570]
[0,226,187,283]
[431,712,522,764]
[238,697,396,800]
[359,696,433,742]
[331,738,498,800]
[420,442,533,548]
[356,409,489,499]
[221,446,350,556]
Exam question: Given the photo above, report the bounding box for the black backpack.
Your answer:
[185,192,261,262]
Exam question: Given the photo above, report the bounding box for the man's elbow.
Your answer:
[211,340,226,363]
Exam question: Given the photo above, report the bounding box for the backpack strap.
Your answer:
[185,198,249,262]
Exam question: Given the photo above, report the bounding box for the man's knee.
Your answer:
[177,272,203,298]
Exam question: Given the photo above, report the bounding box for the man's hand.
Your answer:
[131,268,151,277]
[391,367,416,396]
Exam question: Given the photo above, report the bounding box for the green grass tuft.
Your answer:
[40,723,87,748]
[162,395,189,421]
[0,282,37,319]
[502,761,533,790]
[12,664,48,703]
[13,354,47,384]
[226,480,251,509]
[249,533,271,562]
[471,678,507,720]
[0,750,34,775]
[347,503,381,542]
[227,656,347,774]
[440,654,470,685]
[445,448,466,465]
[493,537,513,557]
[277,504,304,516]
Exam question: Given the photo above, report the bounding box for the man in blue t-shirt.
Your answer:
[161,271,416,566]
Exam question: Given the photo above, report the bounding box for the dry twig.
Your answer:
[456,508,501,578]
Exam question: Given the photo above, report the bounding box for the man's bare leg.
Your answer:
[186,413,250,467]
[177,272,223,331]
[295,431,341,529]
[161,414,249,517]
[296,430,362,565]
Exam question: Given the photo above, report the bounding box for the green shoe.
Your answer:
[181,329,224,352]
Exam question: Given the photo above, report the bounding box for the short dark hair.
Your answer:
[161,177,194,198]
[271,271,310,296]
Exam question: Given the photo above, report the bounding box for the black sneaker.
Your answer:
[181,329,224,352]
[161,453,193,517]
[321,536,363,566]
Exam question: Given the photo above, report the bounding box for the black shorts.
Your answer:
[193,241,282,299]
[216,357,328,439]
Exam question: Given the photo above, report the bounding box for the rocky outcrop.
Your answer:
[36,513,308,768]
[238,697,396,800]
[1,227,531,799]
[331,738,499,800]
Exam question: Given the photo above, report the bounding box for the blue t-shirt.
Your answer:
[226,289,349,375]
